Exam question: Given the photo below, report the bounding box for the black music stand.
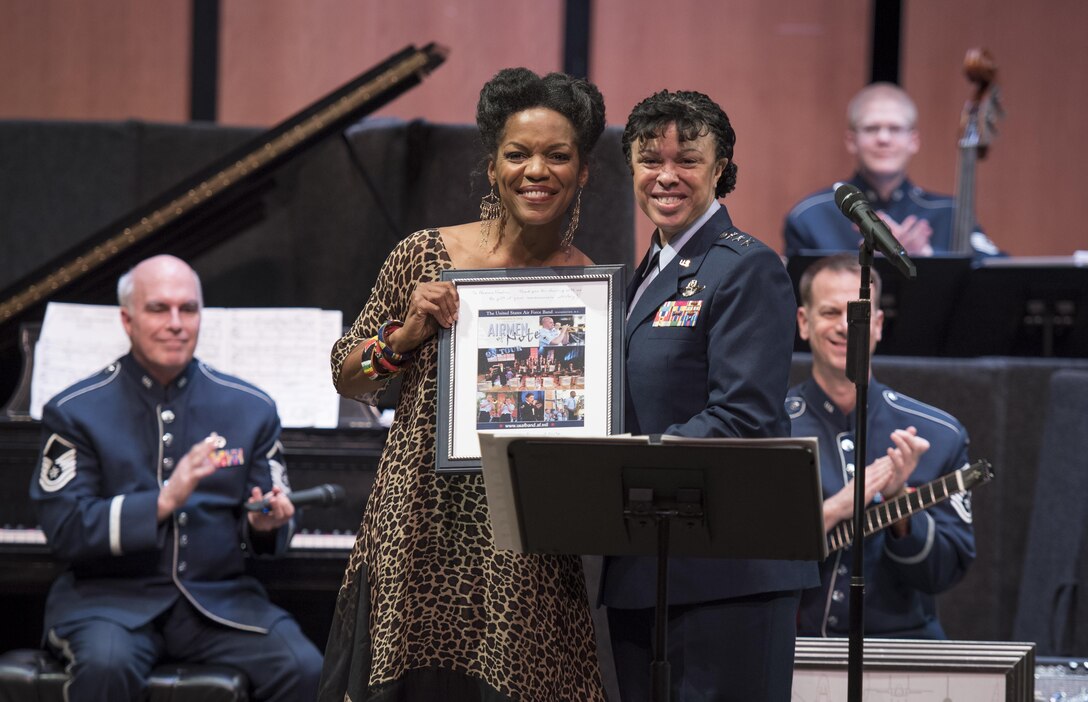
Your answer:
[944,259,1088,358]
[482,435,826,702]
[786,252,972,357]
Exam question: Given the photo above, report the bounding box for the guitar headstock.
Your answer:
[960,459,995,489]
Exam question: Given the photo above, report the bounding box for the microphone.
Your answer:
[245,483,346,512]
[833,182,917,279]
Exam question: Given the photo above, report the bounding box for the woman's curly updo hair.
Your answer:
[621,89,738,198]
[476,67,606,159]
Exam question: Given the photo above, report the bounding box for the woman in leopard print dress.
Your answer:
[317,68,608,702]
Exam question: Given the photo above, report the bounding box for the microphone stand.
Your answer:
[833,180,916,701]
[845,243,874,702]
[844,241,914,702]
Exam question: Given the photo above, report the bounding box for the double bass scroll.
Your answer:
[951,47,1004,255]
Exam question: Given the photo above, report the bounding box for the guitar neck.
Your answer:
[826,461,988,553]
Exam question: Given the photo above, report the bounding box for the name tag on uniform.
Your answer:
[211,448,245,467]
[654,300,703,327]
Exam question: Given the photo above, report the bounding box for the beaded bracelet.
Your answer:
[371,344,401,374]
[377,320,411,363]
[359,320,414,381]
[359,338,388,381]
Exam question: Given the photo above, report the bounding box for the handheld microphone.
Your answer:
[245,483,346,512]
[833,182,917,279]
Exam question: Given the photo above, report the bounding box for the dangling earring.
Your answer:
[562,188,583,250]
[479,185,503,249]
[480,185,502,220]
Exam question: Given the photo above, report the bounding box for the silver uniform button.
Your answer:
[177,512,188,526]
[161,410,175,424]
[163,457,175,469]
[162,432,173,447]
[179,534,189,547]
[840,438,855,452]
[837,565,848,576]
[828,615,839,626]
[178,561,187,572]
[846,463,855,476]
[832,590,845,603]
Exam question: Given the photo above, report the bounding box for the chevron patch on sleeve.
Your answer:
[40,433,78,493]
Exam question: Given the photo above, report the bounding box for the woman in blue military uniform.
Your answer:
[602,89,819,702]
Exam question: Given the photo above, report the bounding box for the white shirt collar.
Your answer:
[652,199,721,273]
[629,200,721,319]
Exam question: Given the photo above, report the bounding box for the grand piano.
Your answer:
[0,44,443,652]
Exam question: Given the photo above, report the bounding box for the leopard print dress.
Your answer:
[317,229,606,702]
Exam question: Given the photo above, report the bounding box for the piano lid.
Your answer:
[0,42,447,345]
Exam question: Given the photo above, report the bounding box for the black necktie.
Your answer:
[629,248,661,316]
[640,248,660,283]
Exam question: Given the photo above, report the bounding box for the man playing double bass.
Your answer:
[782,82,1002,259]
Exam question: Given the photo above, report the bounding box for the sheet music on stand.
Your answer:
[30,302,343,428]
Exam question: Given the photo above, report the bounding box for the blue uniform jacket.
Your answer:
[782,174,1002,259]
[601,204,820,609]
[31,353,295,635]
[786,378,976,638]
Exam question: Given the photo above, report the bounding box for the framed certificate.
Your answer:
[436,265,625,473]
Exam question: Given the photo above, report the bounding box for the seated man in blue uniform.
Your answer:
[786,254,976,638]
[30,255,323,701]
[783,82,1001,259]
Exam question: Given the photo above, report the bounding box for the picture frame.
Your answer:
[436,265,625,473]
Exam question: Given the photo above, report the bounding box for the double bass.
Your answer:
[951,47,1004,254]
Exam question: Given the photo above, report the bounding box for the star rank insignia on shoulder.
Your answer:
[718,230,753,248]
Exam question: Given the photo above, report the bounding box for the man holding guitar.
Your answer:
[787,254,978,638]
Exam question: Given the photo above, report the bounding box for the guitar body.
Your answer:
[789,378,987,638]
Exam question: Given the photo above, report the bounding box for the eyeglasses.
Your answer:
[854,123,913,138]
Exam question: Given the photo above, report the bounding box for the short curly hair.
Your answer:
[476,67,606,159]
[621,89,738,198]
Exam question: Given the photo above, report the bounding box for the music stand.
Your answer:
[944,259,1088,357]
[787,252,972,357]
[480,434,826,702]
